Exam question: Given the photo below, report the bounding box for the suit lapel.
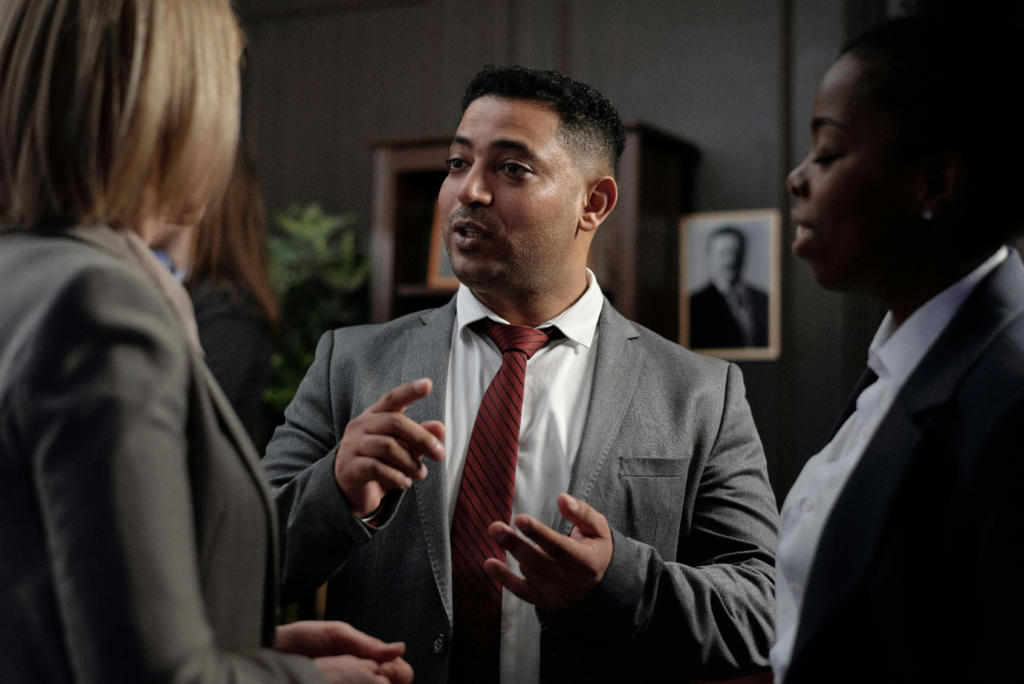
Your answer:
[560,300,644,535]
[400,300,456,624]
[793,251,1024,663]
[193,356,283,642]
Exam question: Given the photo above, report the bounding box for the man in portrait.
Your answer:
[263,66,777,684]
[690,225,770,349]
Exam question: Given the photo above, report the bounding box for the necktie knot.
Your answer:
[475,319,561,359]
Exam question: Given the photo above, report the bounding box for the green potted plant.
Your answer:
[261,203,369,445]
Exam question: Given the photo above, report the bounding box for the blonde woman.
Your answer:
[0,2,410,683]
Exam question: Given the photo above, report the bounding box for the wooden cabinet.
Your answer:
[369,124,699,340]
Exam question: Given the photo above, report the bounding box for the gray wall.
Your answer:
[238,0,886,500]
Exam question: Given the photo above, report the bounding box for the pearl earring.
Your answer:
[922,210,933,222]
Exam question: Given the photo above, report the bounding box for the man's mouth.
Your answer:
[451,219,490,248]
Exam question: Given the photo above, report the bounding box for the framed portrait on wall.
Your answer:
[426,200,460,289]
[679,209,781,361]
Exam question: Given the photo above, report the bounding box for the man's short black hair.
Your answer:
[461,65,627,176]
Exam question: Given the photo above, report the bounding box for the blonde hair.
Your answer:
[0,0,244,229]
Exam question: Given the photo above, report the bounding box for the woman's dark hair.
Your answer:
[185,153,280,331]
[842,9,1024,257]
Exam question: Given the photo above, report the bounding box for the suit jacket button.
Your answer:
[433,634,446,654]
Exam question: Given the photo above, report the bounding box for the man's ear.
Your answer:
[578,176,618,234]
[918,151,967,221]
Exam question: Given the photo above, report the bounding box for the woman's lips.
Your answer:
[792,222,815,255]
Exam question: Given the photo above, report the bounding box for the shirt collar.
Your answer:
[455,268,603,348]
[867,246,1009,385]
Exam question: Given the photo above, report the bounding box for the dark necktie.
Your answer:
[825,367,879,444]
[449,319,559,684]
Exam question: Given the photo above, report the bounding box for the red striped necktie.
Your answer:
[449,319,561,684]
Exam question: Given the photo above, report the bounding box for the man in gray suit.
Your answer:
[264,66,778,684]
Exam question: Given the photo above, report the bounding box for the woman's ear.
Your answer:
[578,176,618,234]
[919,151,968,221]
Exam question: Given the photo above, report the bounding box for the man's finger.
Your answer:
[368,378,433,415]
[359,435,427,480]
[513,514,575,561]
[489,521,551,567]
[361,412,444,462]
[351,459,413,491]
[557,493,609,538]
[421,419,445,442]
[484,558,541,605]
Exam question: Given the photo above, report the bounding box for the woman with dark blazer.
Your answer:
[0,2,410,683]
[773,10,1024,684]
[186,153,279,444]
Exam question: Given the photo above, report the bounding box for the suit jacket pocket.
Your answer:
[614,457,689,555]
[618,457,690,478]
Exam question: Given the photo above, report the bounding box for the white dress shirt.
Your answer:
[770,246,1009,683]
[445,270,603,684]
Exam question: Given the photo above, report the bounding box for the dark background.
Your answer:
[234,0,908,501]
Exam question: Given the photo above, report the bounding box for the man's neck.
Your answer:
[472,272,590,327]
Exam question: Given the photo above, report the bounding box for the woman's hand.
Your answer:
[276,621,413,683]
[313,654,414,684]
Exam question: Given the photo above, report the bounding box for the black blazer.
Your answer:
[786,250,1024,683]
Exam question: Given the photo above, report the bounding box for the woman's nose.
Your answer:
[787,158,808,198]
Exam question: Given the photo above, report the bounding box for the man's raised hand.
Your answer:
[484,493,614,614]
[333,378,445,517]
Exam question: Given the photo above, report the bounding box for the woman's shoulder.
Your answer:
[0,229,187,367]
[0,229,157,298]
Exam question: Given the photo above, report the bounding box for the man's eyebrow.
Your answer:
[448,136,537,159]
[449,135,472,150]
[488,139,536,158]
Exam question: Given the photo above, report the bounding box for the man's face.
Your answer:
[438,96,587,300]
[709,233,744,286]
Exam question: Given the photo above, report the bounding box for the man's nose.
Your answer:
[457,167,492,206]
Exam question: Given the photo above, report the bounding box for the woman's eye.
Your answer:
[813,153,838,166]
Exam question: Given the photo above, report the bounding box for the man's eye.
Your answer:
[812,153,838,166]
[446,158,466,170]
[502,162,526,175]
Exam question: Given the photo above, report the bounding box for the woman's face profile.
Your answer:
[787,53,922,294]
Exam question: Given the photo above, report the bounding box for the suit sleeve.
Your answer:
[263,331,377,604]
[965,400,1024,681]
[541,363,777,679]
[14,266,324,683]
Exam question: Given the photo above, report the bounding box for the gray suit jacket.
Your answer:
[0,227,322,683]
[266,297,778,683]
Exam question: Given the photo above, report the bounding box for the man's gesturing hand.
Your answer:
[334,378,445,518]
[484,493,614,614]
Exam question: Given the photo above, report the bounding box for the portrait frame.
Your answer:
[679,209,782,361]
[426,200,460,289]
